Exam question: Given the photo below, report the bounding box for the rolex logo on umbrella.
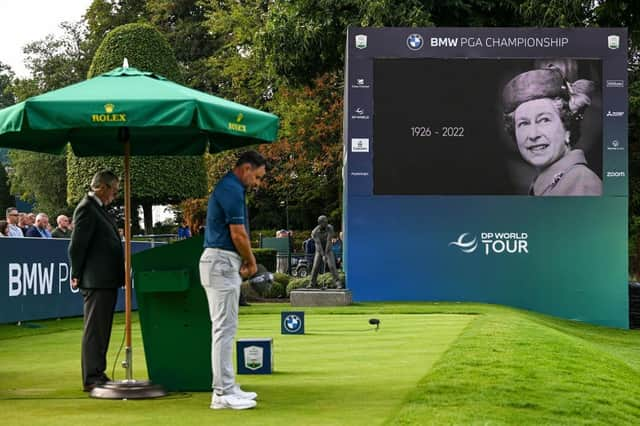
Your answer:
[92,102,127,123]
[229,112,247,132]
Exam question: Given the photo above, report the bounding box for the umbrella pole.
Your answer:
[124,138,133,382]
[89,132,166,399]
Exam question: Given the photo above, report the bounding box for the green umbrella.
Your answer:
[0,66,278,155]
[0,66,279,398]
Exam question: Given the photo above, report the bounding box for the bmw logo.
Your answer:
[284,314,302,332]
[406,34,424,51]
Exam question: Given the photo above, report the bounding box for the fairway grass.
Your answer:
[2,303,640,425]
[0,306,470,425]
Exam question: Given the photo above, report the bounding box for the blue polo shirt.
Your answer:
[204,172,248,252]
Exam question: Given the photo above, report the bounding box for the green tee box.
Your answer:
[132,236,212,391]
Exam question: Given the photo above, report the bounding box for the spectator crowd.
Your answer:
[1,207,73,238]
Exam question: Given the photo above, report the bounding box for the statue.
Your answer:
[308,215,343,289]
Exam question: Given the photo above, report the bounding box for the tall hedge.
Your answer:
[67,154,207,205]
[87,23,181,82]
[69,23,206,232]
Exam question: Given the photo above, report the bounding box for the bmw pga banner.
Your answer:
[344,28,628,327]
[0,238,162,323]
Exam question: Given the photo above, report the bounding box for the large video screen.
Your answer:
[373,58,602,195]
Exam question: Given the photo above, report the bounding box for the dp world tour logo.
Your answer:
[448,233,478,253]
[449,232,529,255]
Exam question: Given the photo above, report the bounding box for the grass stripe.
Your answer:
[0,308,471,426]
[387,309,640,425]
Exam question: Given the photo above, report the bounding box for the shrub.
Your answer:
[318,271,346,288]
[254,248,277,272]
[242,274,286,299]
[266,281,287,298]
[241,281,260,300]
[286,271,346,295]
[287,277,310,295]
[273,272,290,286]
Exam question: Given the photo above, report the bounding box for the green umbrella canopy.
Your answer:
[0,67,279,156]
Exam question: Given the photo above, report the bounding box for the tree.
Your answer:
[87,22,181,79]
[259,0,432,85]
[5,22,90,218]
[199,0,436,229]
[582,0,640,274]
[84,0,148,63]
[69,22,207,233]
[254,73,344,229]
[0,61,16,108]
[0,165,14,215]
[146,0,219,92]
[21,20,91,92]
[203,0,277,107]
[84,0,218,91]
[8,150,69,217]
[0,62,15,172]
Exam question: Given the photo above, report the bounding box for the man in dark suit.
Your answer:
[68,170,124,392]
[25,213,52,238]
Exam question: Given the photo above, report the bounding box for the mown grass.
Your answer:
[1,303,640,425]
[0,304,469,425]
[387,306,640,425]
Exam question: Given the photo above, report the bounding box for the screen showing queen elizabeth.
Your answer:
[372,58,602,196]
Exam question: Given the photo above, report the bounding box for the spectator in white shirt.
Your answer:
[5,207,24,238]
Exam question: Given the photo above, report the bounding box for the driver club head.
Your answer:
[369,318,380,330]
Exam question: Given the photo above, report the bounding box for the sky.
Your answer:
[0,0,93,77]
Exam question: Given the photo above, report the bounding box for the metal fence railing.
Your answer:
[131,234,177,247]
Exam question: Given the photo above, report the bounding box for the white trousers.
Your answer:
[199,247,242,395]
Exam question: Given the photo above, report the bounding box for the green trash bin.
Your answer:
[132,236,212,391]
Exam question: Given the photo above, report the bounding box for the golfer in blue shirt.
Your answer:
[199,150,267,410]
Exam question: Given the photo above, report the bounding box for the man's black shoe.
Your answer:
[83,375,111,392]
[83,381,104,392]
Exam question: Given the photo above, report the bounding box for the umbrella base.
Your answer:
[89,380,167,399]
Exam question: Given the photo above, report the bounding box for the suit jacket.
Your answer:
[25,226,51,238]
[68,195,124,289]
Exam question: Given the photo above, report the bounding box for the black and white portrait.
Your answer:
[373,58,602,195]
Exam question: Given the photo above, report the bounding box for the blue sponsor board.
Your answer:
[237,338,273,374]
[345,27,628,327]
[0,238,160,323]
[281,311,305,334]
